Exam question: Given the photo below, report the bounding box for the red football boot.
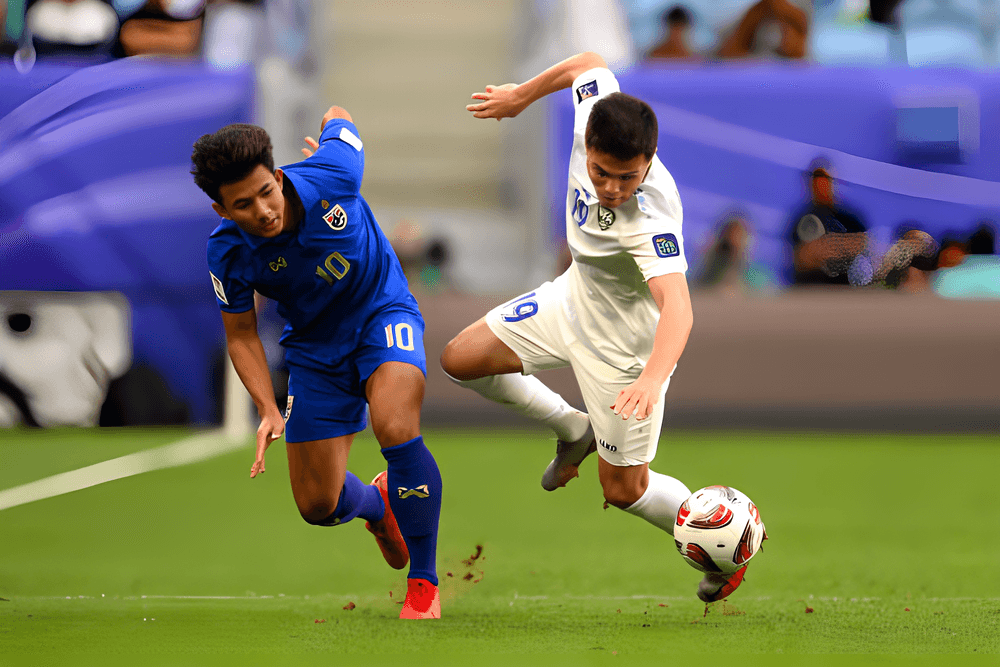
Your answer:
[399,578,441,619]
[365,471,409,570]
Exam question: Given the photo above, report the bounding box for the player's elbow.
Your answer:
[579,51,608,70]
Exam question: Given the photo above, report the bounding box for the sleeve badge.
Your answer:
[576,80,599,103]
[652,233,680,258]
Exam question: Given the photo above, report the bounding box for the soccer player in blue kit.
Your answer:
[191,106,442,619]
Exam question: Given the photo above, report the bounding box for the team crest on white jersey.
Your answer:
[209,271,228,305]
[598,206,616,230]
[576,80,598,103]
[323,204,347,230]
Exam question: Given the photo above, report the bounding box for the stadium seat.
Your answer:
[809,23,893,64]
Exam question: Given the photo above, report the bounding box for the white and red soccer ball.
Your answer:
[674,485,766,575]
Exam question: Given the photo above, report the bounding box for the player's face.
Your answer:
[585,150,651,209]
[811,175,834,206]
[214,165,286,238]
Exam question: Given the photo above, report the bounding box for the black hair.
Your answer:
[968,224,996,255]
[191,124,274,204]
[664,5,692,27]
[586,92,658,162]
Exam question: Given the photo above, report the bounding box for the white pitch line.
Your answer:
[0,429,248,511]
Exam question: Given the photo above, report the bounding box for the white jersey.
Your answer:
[562,67,688,371]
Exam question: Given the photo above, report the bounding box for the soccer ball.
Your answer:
[674,485,765,575]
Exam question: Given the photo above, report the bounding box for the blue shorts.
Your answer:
[283,307,426,443]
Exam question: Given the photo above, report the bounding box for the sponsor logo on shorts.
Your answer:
[576,80,599,103]
[599,438,617,453]
[323,203,348,230]
[398,484,430,499]
[653,233,680,258]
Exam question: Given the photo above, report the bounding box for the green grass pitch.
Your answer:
[1,427,998,665]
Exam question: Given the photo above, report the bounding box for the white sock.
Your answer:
[624,470,692,535]
[449,372,589,442]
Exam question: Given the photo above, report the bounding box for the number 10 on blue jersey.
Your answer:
[385,323,415,350]
[316,252,351,285]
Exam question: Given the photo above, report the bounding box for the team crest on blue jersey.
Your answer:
[576,80,599,103]
[323,204,347,230]
[653,233,680,257]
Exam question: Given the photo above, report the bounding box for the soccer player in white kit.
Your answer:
[441,51,748,602]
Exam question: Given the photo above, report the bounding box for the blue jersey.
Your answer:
[206,119,420,368]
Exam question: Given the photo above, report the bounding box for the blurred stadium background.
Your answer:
[1,0,999,658]
[2,0,997,434]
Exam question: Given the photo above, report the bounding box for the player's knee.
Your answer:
[297,498,339,526]
[601,478,644,509]
[372,417,420,449]
[440,337,466,379]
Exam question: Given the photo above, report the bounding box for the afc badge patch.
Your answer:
[323,204,348,230]
[652,233,680,258]
[576,80,598,103]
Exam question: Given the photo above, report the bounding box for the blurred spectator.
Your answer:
[648,5,696,59]
[718,0,809,59]
[201,0,264,71]
[23,0,120,64]
[786,162,940,288]
[786,161,870,286]
[934,223,1000,299]
[1,1,15,57]
[387,219,452,293]
[694,212,777,294]
[116,0,205,57]
[694,214,751,292]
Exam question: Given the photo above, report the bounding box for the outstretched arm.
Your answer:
[466,51,608,121]
[221,308,285,478]
[611,273,693,421]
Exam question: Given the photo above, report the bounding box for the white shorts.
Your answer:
[484,275,670,467]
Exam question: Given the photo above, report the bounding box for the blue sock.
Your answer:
[322,471,384,526]
[381,436,441,585]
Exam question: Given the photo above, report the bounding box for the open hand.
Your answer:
[610,375,662,421]
[466,83,525,121]
[250,409,285,478]
[300,136,319,159]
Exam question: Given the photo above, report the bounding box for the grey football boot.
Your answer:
[541,423,597,491]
